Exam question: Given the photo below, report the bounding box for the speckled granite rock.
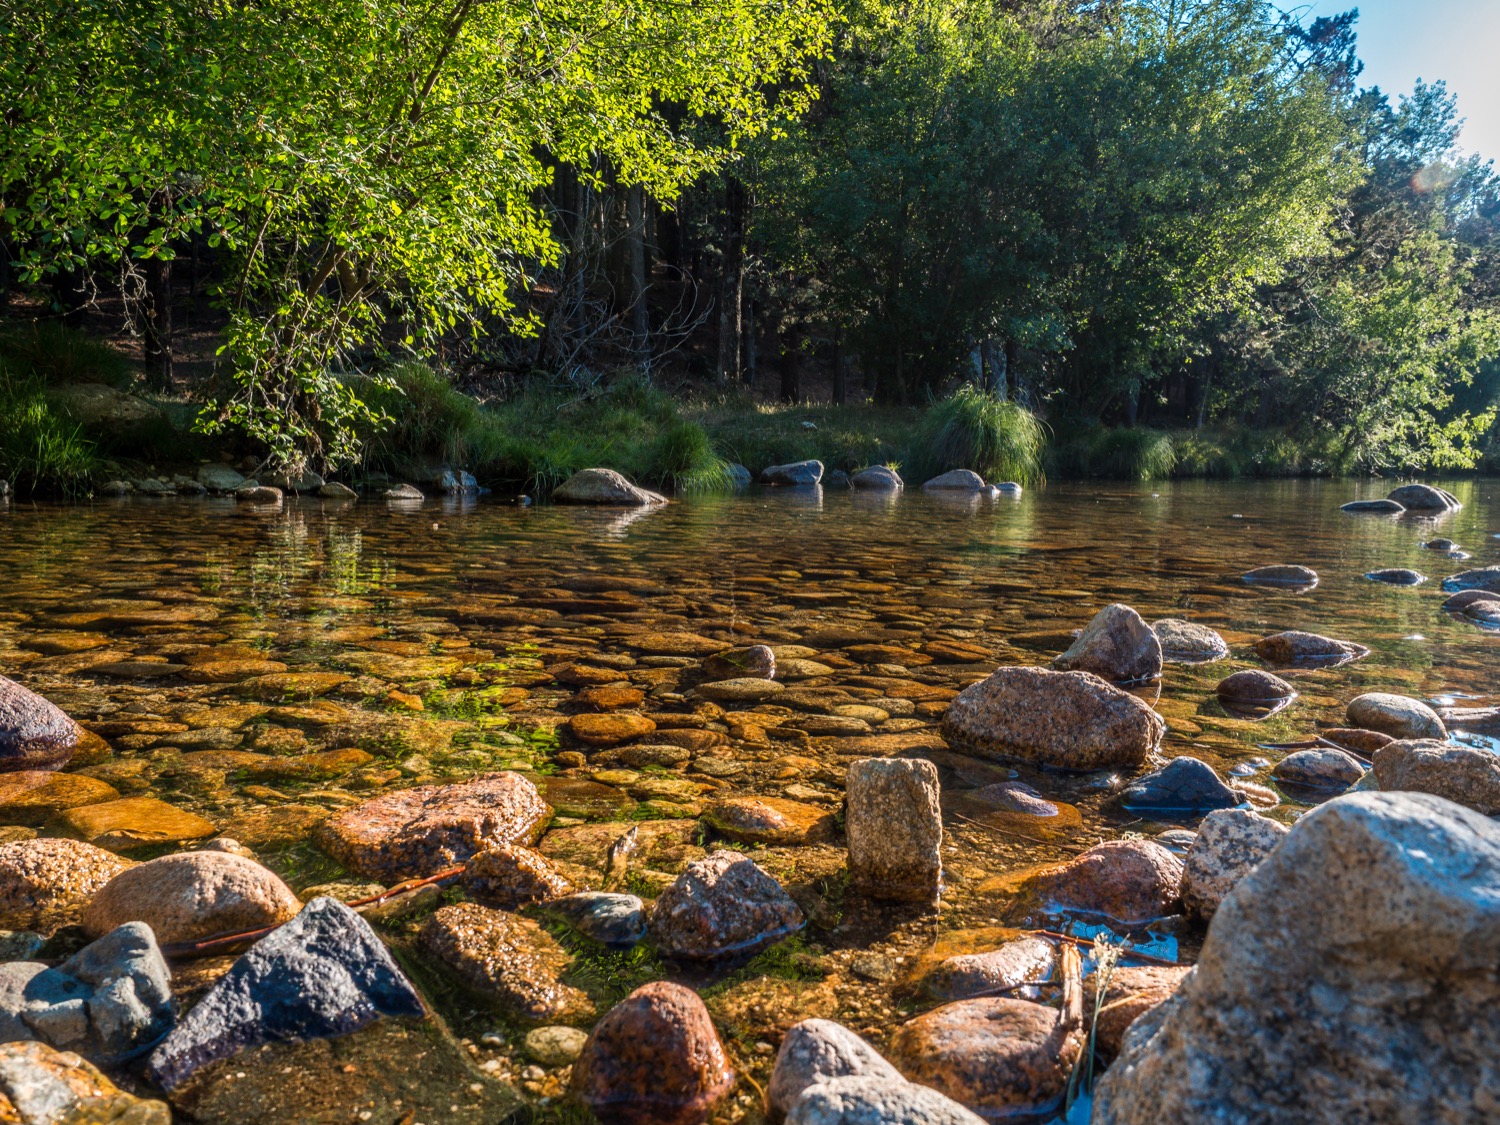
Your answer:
[769,1019,903,1120]
[1272,747,1365,791]
[1052,604,1162,683]
[546,893,647,948]
[0,678,80,773]
[649,851,804,960]
[1178,808,1288,921]
[0,1041,170,1124]
[1216,669,1296,706]
[1095,793,1500,1124]
[921,936,1055,1002]
[553,468,667,506]
[1151,619,1229,663]
[1373,738,1500,815]
[147,897,424,1090]
[461,844,574,909]
[0,838,133,934]
[570,981,734,1125]
[1346,693,1446,740]
[1022,839,1183,924]
[1082,965,1191,1063]
[420,903,591,1023]
[82,850,301,944]
[1253,631,1369,664]
[941,667,1165,770]
[315,772,550,881]
[845,758,942,902]
[787,1074,986,1124]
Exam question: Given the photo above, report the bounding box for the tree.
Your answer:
[1,0,833,467]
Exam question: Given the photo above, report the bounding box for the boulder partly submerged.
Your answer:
[1094,792,1500,1124]
[1241,564,1318,589]
[1052,604,1163,684]
[1340,498,1405,514]
[1387,483,1461,511]
[553,468,667,506]
[1442,565,1500,593]
[1152,619,1229,664]
[921,469,989,492]
[942,667,1165,770]
[762,460,824,486]
[0,676,80,773]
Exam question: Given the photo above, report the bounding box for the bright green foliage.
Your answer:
[910,386,1047,485]
[2,0,834,467]
[0,366,101,496]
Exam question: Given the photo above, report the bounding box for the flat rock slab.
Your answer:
[316,771,550,881]
[147,897,425,1090]
[47,797,217,852]
[420,902,591,1023]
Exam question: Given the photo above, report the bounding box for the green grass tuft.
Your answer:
[909,385,1047,486]
[0,322,138,389]
[0,364,102,496]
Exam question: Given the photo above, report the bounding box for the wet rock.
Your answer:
[316,481,357,500]
[1178,808,1288,921]
[649,850,804,960]
[786,1074,987,1125]
[1241,564,1318,588]
[1346,692,1446,740]
[567,713,657,746]
[704,796,837,846]
[384,483,424,501]
[1442,564,1500,593]
[0,772,120,826]
[1252,630,1368,664]
[554,468,667,506]
[546,893,647,948]
[941,667,1165,771]
[1119,757,1238,816]
[769,1019,903,1120]
[922,469,989,492]
[1366,567,1426,586]
[1272,747,1365,791]
[420,903,591,1022]
[921,936,1056,1002]
[0,922,172,1063]
[0,676,80,773]
[762,460,824,486]
[1022,839,1183,924]
[48,797,216,852]
[0,839,132,935]
[571,981,734,1125]
[888,955,1083,1121]
[147,897,424,1090]
[851,467,902,491]
[693,678,785,703]
[727,463,753,489]
[1151,619,1229,663]
[1216,669,1295,711]
[703,645,776,681]
[1052,604,1162,684]
[1387,483,1460,511]
[82,851,300,945]
[1340,498,1404,513]
[1320,727,1393,755]
[845,757,942,902]
[315,771,550,881]
[1094,792,1500,1125]
[526,1024,588,1066]
[0,1040,170,1124]
[1442,587,1500,610]
[1082,965,1191,1064]
[235,484,283,504]
[461,843,573,909]
[1372,739,1500,815]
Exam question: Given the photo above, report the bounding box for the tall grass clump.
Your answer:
[910,386,1047,486]
[1052,426,1177,480]
[0,364,101,495]
[0,323,137,389]
[357,361,483,467]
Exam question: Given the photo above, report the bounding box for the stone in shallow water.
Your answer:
[693,678,786,704]
[567,713,657,746]
[1241,564,1318,588]
[1094,793,1500,1125]
[0,922,173,1064]
[703,796,837,846]
[0,1040,170,1124]
[1372,739,1500,815]
[82,850,301,945]
[1052,603,1162,683]
[147,897,424,1090]
[1215,669,1296,717]
[526,1024,588,1066]
[546,892,647,948]
[1252,630,1368,665]
[0,838,132,935]
[1340,498,1405,513]
[1366,568,1426,586]
[420,902,591,1023]
[1022,839,1183,924]
[769,1019,904,1119]
[1346,692,1446,740]
[921,469,989,492]
[0,676,80,773]
[846,758,942,902]
[703,645,776,681]
[1151,619,1229,663]
[1178,807,1288,921]
[553,468,667,506]
[461,843,574,909]
[851,466,903,491]
[761,460,824,486]
[921,936,1056,1002]
[315,771,550,882]
[649,850,804,960]
[787,1074,987,1125]
[570,981,735,1125]
[1387,483,1460,511]
[0,772,120,826]
[1119,757,1238,816]
[47,797,216,852]
[1272,747,1365,791]
[941,667,1164,771]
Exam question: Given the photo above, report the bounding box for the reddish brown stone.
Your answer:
[1023,839,1183,924]
[567,713,656,747]
[702,796,837,846]
[462,843,574,909]
[420,903,591,1023]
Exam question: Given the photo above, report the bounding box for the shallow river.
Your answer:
[1,478,1495,1121]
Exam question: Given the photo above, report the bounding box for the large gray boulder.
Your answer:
[1387,483,1460,511]
[761,460,824,486]
[1346,692,1446,740]
[1178,808,1288,921]
[850,466,903,491]
[787,1075,986,1125]
[1052,604,1163,683]
[921,469,989,492]
[769,1020,902,1121]
[1095,792,1500,1124]
[553,468,666,506]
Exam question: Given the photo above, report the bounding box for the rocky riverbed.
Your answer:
[0,478,1498,1123]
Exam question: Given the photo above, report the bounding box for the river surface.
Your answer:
[1,478,1495,1120]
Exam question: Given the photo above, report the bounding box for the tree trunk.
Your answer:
[627,185,649,365]
[142,255,174,389]
[745,299,758,389]
[716,179,746,383]
[779,322,802,404]
[1195,353,1217,429]
[1004,338,1018,403]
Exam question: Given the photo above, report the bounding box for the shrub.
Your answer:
[909,386,1047,485]
[0,364,101,495]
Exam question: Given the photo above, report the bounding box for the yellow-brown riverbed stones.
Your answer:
[420,902,591,1023]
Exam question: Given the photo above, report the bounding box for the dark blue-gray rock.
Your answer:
[146,897,424,1090]
[1442,565,1500,593]
[649,850,804,960]
[1340,498,1404,513]
[1366,568,1426,586]
[727,463,753,489]
[547,893,646,947]
[0,922,172,1064]
[0,677,79,773]
[1386,483,1460,511]
[769,1019,904,1120]
[762,460,824,486]
[824,470,851,489]
[787,1074,988,1124]
[1120,757,1237,816]
[851,467,903,491]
